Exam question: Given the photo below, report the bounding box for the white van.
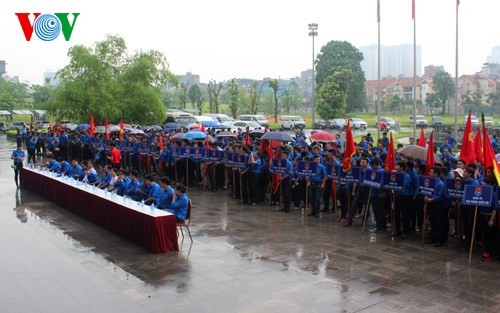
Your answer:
[193,116,216,124]
[239,114,269,127]
[165,109,193,123]
[280,115,305,130]
[203,113,234,123]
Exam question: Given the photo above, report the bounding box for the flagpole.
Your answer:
[454,0,459,140]
[377,0,381,142]
[412,0,417,141]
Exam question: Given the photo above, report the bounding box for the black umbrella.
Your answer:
[260,131,294,142]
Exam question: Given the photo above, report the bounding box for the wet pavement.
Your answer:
[1,135,500,313]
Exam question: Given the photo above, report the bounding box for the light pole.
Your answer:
[308,23,318,124]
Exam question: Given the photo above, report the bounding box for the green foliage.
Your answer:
[425,93,440,114]
[487,91,500,107]
[208,80,223,113]
[0,78,29,112]
[249,82,259,114]
[386,95,403,114]
[49,35,176,125]
[188,84,202,109]
[431,71,455,115]
[261,91,274,114]
[315,40,366,112]
[32,85,55,109]
[281,82,300,114]
[316,72,350,119]
[269,79,279,123]
[227,79,239,119]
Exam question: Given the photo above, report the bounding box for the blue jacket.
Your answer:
[168,193,189,221]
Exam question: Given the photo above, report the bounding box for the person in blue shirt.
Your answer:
[68,159,83,179]
[477,176,498,261]
[142,175,163,206]
[16,129,23,146]
[42,154,61,173]
[11,144,25,188]
[248,151,262,205]
[276,150,294,213]
[169,183,189,222]
[57,157,71,176]
[424,166,446,247]
[82,168,100,186]
[98,165,112,189]
[27,136,37,165]
[308,154,327,218]
[446,131,457,151]
[157,177,174,211]
[491,134,499,154]
[125,170,141,199]
[111,170,131,196]
[345,158,369,226]
[369,159,386,232]
[392,161,412,239]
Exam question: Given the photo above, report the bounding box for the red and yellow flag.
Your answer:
[425,131,435,176]
[474,128,484,165]
[460,110,476,165]
[483,116,500,185]
[159,134,164,152]
[245,126,251,146]
[385,132,395,171]
[119,118,124,139]
[418,128,426,147]
[105,118,110,140]
[342,119,356,171]
[89,113,95,136]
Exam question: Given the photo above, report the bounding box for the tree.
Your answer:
[281,82,300,114]
[315,40,366,112]
[487,90,500,108]
[249,82,259,114]
[425,93,440,114]
[386,95,403,114]
[51,35,176,124]
[208,80,223,113]
[32,85,55,109]
[227,79,239,119]
[269,79,279,122]
[316,72,350,119]
[432,71,455,115]
[188,84,202,110]
[0,78,29,111]
[178,83,188,109]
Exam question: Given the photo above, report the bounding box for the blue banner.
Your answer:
[383,172,405,191]
[446,178,471,199]
[171,146,179,158]
[297,161,317,178]
[417,176,436,196]
[221,151,230,164]
[362,169,384,189]
[227,152,235,167]
[272,159,288,174]
[497,190,500,207]
[326,162,340,180]
[189,147,203,160]
[179,147,189,159]
[208,149,221,162]
[463,185,494,207]
[233,154,247,170]
[339,167,361,183]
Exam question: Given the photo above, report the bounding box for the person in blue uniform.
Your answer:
[248,151,262,205]
[27,135,37,165]
[424,167,446,247]
[11,144,25,188]
[394,161,412,239]
[98,165,112,189]
[308,154,327,218]
[57,157,71,176]
[142,175,163,206]
[125,170,141,199]
[157,177,174,211]
[81,168,99,186]
[111,170,131,196]
[169,183,189,222]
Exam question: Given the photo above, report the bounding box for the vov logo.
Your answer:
[16,13,80,41]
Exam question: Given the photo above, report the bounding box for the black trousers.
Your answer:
[281,178,291,212]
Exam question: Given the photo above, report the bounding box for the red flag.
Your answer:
[89,113,95,136]
[460,110,476,165]
[105,118,110,140]
[425,131,435,176]
[201,122,206,133]
[418,128,426,147]
[260,139,269,154]
[245,127,251,146]
[205,136,210,149]
[377,0,380,23]
[412,0,415,20]
[29,115,34,133]
[474,128,484,165]
[159,134,164,152]
[385,132,395,171]
[483,117,500,185]
[119,118,124,139]
[342,119,356,171]
[264,127,268,133]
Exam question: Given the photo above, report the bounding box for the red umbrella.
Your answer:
[310,131,335,143]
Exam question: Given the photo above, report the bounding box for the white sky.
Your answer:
[1,0,498,85]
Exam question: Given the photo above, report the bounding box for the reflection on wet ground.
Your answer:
[1,135,500,313]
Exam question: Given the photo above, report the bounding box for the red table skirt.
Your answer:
[21,169,179,254]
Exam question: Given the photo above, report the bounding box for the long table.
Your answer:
[21,168,179,254]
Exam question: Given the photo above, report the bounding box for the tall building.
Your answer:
[486,46,500,64]
[0,60,6,76]
[359,44,422,80]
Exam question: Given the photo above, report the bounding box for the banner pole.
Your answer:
[468,206,479,264]
[361,189,372,235]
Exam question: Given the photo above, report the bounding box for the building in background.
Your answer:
[359,44,422,80]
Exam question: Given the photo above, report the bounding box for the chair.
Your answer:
[176,199,192,243]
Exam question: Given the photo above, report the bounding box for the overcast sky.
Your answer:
[1,0,498,85]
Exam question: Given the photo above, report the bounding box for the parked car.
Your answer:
[330,118,347,131]
[431,116,444,128]
[203,113,233,124]
[0,122,8,133]
[232,120,262,131]
[174,115,197,128]
[280,115,305,130]
[484,116,494,126]
[11,121,27,130]
[463,115,479,127]
[349,118,367,129]
[409,115,428,128]
[239,115,269,128]
[312,119,331,130]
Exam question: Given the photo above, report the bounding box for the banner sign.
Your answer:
[179,147,189,159]
[297,161,317,178]
[339,167,361,183]
[233,154,247,170]
[326,162,340,180]
[171,146,178,158]
[227,152,235,167]
[417,176,436,196]
[272,159,288,174]
[383,171,405,191]
[362,169,384,189]
[189,147,203,160]
[208,149,221,162]
[463,185,494,207]
[446,178,471,199]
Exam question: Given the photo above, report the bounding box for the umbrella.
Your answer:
[249,129,265,138]
[201,121,220,128]
[261,131,294,142]
[397,145,442,163]
[172,133,187,140]
[216,131,237,138]
[75,123,89,131]
[310,131,335,142]
[185,131,207,140]
[62,123,78,131]
[164,122,180,129]
[186,123,201,130]
[129,129,145,135]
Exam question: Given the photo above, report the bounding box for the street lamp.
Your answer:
[308,23,318,124]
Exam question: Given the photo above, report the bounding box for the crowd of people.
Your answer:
[11,124,500,261]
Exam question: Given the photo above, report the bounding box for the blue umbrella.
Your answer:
[260,131,294,142]
[75,123,89,131]
[185,131,207,140]
[172,133,187,140]
[164,122,180,129]
[201,121,220,128]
